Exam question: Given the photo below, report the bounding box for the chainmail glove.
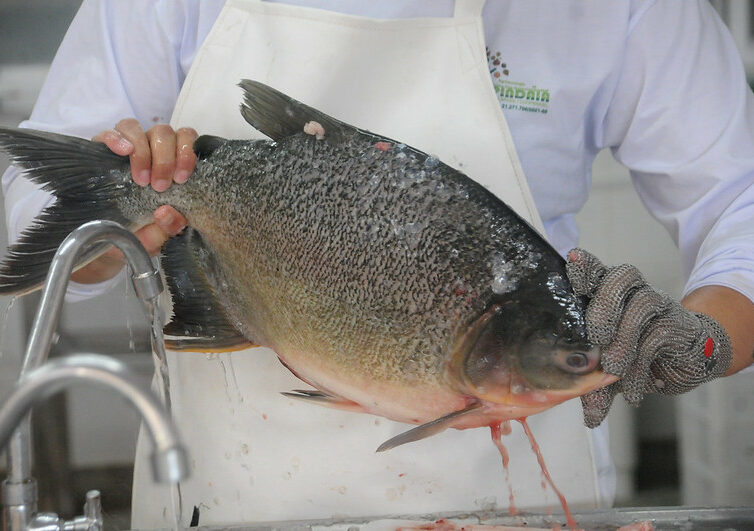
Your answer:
[565,248,732,428]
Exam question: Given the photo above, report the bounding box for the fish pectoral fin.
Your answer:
[375,403,483,453]
[162,228,255,353]
[281,389,367,413]
[164,335,254,353]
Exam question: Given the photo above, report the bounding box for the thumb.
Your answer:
[581,382,619,428]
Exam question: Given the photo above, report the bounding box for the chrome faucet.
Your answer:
[1,220,183,531]
[0,355,189,530]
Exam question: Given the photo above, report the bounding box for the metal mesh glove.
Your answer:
[565,248,732,428]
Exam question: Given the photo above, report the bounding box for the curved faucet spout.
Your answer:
[0,354,189,484]
[23,220,163,375]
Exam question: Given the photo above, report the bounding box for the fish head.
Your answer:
[449,272,613,410]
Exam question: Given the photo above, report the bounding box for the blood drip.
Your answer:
[518,418,579,530]
[489,422,517,516]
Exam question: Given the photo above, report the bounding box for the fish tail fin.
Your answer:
[0,127,133,295]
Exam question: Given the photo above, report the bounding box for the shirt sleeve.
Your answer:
[598,0,754,303]
[2,0,200,301]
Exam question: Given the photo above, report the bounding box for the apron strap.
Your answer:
[454,0,485,18]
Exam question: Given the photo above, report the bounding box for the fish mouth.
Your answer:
[474,370,618,409]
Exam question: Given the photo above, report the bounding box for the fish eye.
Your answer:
[566,352,589,369]
[554,348,599,375]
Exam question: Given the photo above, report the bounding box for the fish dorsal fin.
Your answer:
[162,228,252,352]
[239,79,353,143]
[238,80,437,164]
[375,403,483,452]
[193,135,226,159]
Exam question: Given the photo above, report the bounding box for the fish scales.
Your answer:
[189,139,471,381]
[0,80,611,442]
[156,137,528,385]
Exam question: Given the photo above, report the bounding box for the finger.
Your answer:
[92,129,134,156]
[581,382,619,428]
[146,125,177,192]
[174,127,198,184]
[565,248,607,297]
[115,118,152,186]
[586,264,645,345]
[600,286,668,376]
[133,223,171,257]
[621,312,681,404]
[129,207,184,257]
[153,205,187,235]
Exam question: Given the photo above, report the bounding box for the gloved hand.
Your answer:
[565,248,732,428]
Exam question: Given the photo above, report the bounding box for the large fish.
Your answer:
[0,81,613,450]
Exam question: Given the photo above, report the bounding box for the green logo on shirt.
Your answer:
[487,49,550,115]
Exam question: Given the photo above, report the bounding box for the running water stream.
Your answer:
[145,300,172,411]
[124,270,137,352]
[0,295,17,361]
[144,298,182,530]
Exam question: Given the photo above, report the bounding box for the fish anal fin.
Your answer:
[376,403,483,453]
[281,389,368,414]
[162,228,256,352]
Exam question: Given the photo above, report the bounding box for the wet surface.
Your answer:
[145,506,754,531]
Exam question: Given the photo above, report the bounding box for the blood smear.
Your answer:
[518,418,578,530]
[396,521,562,531]
[398,519,457,531]
[489,422,517,516]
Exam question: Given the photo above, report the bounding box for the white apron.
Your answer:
[131,1,602,527]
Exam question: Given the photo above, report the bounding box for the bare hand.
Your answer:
[71,121,198,284]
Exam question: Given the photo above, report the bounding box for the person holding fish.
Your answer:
[2,0,753,527]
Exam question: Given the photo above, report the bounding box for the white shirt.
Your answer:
[2,0,754,505]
